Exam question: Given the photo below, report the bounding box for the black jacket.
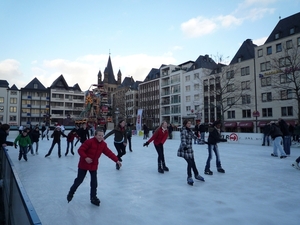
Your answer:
[0,128,13,147]
[268,124,283,139]
[207,126,227,145]
[104,125,127,143]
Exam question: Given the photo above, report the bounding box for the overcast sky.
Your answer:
[0,0,299,91]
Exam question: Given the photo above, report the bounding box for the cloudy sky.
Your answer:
[0,0,299,91]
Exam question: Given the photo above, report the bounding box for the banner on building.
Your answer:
[136,109,143,131]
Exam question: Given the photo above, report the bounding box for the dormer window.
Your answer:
[33,83,38,89]
[275,33,280,39]
[290,27,295,35]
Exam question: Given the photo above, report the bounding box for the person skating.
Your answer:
[292,156,300,170]
[45,126,67,158]
[268,121,287,159]
[177,119,205,185]
[76,123,90,147]
[104,120,127,170]
[126,123,133,152]
[67,129,122,206]
[143,121,169,173]
[65,129,78,156]
[29,126,41,155]
[204,121,227,175]
[14,129,32,161]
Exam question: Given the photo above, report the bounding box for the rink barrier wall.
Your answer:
[0,148,42,225]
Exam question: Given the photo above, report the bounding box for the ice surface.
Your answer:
[6,132,300,225]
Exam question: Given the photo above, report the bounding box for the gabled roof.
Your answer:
[187,55,217,72]
[131,81,142,90]
[23,77,47,90]
[70,83,82,92]
[50,74,69,89]
[265,12,300,44]
[104,56,117,84]
[0,80,9,88]
[120,76,135,88]
[143,68,160,82]
[230,39,256,65]
[9,84,19,90]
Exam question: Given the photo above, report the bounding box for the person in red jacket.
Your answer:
[67,129,122,206]
[143,121,169,173]
[65,129,78,156]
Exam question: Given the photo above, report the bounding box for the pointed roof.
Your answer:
[0,80,9,88]
[23,77,47,90]
[120,76,135,88]
[104,56,117,84]
[230,39,256,64]
[143,67,162,82]
[187,55,217,71]
[265,12,300,44]
[70,83,82,92]
[9,84,19,90]
[50,74,69,89]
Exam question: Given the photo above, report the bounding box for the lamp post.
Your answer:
[115,108,119,126]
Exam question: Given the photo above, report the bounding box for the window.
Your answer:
[194,94,200,101]
[186,106,191,111]
[262,108,272,117]
[227,84,234,92]
[242,95,251,104]
[279,58,285,67]
[260,61,271,72]
[258,49,263,57]
[276,43,282,52]
[0,97,3,103]
[203,80,208,86]
[267,46,272,55]
[33,83,38,89]
[185,85,190,92]
[227,110,235,119]
[241,81,250,90]
[9,116,16,121]
[290,27,295,35]
[0,106,3,112]
[275,33,280,39]
[281,89,293,100]
[186,96,191,102]
[261,77,271,87]
[226,70,234,79]
[185,75,190,81]
[10,98,17,104]
[242,109,251,118]
[9,106,17,113]
[281,106,293,116]
[262,92,272,102]
[241,66,250,76]
[286,40,292,49]
[194,83,199,90]
[227,97,235,106]
[280,74,292,83]
[10,91,17,95]
[0,115,3,122]
[194,73,199,80]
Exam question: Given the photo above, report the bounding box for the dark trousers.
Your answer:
[184,158,199,178]
[205,144,221,170]
[283,135,291,155]
[47,141,61,156]
[114,142,126,160]
[18,146,28,160]
[154,144,166,165]
[66,141,74,155]
[127,136,132,151]
[69,168,97,199]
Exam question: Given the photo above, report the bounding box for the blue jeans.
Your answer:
[200,132,205,143]
[205,144,221,170]
[273,136,286,156]
[262,134,270,145]
[19,146,28,160]
[283,135,291,155]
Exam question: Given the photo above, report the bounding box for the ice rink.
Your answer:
[6,132,300,225]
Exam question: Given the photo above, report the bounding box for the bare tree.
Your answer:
[269,42,300,121]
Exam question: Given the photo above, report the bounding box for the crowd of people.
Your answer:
[1,119,300,206]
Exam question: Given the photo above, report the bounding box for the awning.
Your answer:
[224,122,237,128]
[286,120,296,126]
[238,121,253,128]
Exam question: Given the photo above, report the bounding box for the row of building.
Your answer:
[1,12,300,132]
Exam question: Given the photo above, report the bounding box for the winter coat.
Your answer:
[14,134,32,147]
[51,130,67,142]
[31,129,40,143]
[263,124,271,135]
[294,124,300,135]
[0,128,13,147]
[207,126,227,145]
[199,124,206,133]
[104,125,127,144]
[78,137,118,171]
[67,131,78,142]
[126,127,132,138]
[278,119,290,136]
[268,124,283,140]
[78,128,90,143]
[177,127,197,159]
[147,127,168,146]
[194,124,200,136]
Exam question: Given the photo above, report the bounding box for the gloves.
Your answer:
[143,142,149,147]
[14,144,18,149]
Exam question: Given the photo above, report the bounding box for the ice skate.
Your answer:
[67,192,74,203]
[217,167,225,173]
[91,197,100,206]
[204,169,213,175]
[292,161,300,170]
[195,175,205,182]
[187,177,194,186]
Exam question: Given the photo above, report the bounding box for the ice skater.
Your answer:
[65,129,78,156]
[177,119,205,185]
[143,121,169,173]
[14,129,32,161]
[76,123,90,147]
[292,156,300,169]
[126,123,133,152]
[67,129,122,206]
[45,126,67,158]
[268,121,287,159]
[204,121,227,175]
[29,126,41,155]
[104,119,127,170]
